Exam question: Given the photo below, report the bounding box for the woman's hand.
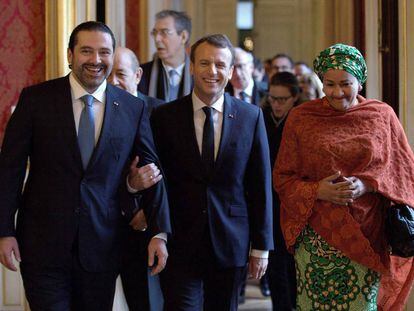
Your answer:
[317,171,354,205]
[317,172,373,205]
[342,176,373,199]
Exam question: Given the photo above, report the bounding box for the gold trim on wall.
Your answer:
[139,0,149,62]
[400,0,408,130]
[45,0,75,80]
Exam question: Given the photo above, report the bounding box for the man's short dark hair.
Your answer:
[68,21,116,52]
[269,71,300,97]
[271,53,294,68]
[156,10,192,43]
[190,34,235,65]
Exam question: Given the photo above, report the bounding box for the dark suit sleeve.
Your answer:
[129,103,171,237]
[245,108,274,251]
[0,88,32,236]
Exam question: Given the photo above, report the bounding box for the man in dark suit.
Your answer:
[0,22,170,311]
[138,10,192,101]
[225,47,267,106]
[149,34,273,311]
[109,46,164,311]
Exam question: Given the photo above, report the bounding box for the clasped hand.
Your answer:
[317,171,371,206]
[128,156,162,191]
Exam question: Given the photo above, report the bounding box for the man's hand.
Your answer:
[128,156,162,191]
[129,209,148,231]
[148,237,168,276]
[248,256,268,280]
[0,237,21,271]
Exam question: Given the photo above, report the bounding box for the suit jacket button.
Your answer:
[202,209,207,214]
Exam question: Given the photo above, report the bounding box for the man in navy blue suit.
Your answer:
[109,46,165,311]
[0,22,170,311]
[149,34,273,311]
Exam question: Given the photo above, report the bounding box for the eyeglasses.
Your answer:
[234,62,252,70]
[150,28,175,37]
[267,94,292,104]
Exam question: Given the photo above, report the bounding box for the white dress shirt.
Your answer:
[192,91,268,259]
[69,73,106,143]
[192,92,223,158]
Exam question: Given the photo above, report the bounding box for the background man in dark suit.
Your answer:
[138,10,192,101]
[148,34,273,311]
[0,22,170,311]
[225,47,266,106]
[109,46,164,311]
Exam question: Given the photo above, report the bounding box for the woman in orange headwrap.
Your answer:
[274,43,414,310]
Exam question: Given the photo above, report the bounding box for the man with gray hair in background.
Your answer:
[225,47,266,106]
[138,10,193,102]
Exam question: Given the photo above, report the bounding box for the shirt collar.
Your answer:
[69,72,106,103]
[162,62,185,77]
[192,91,224,113]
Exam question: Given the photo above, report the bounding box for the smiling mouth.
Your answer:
[203,78,219,84]
[84,65,105,76]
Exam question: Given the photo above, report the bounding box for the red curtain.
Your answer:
[0,0,45,144]
[125,0,140,61]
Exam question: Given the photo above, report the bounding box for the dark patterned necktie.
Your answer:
[201,106,215,173]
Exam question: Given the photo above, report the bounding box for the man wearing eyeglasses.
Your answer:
[138,10,193,102]
[225,47,266,106]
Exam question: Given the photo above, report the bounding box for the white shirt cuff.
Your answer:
[250,249,269,259]
[126,175,139,193]
[152,233,167,242]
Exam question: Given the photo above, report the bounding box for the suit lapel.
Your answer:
[55,76,83,169]
[214,93,236,173]
[180,96,205,179]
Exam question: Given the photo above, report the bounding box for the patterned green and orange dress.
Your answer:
[295,226,379,311]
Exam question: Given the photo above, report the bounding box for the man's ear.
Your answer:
[358,83,363,92]
[190,61,194,75]
[181,30,189,45]
[228,65,234,80]
[67,48,73,69]
[136,67,143,85]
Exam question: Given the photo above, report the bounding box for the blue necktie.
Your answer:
[168,69,180,101]
[240,91,248,103]
[169,69,180,87]
[78,95,95,169]
[202,106,215,173]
